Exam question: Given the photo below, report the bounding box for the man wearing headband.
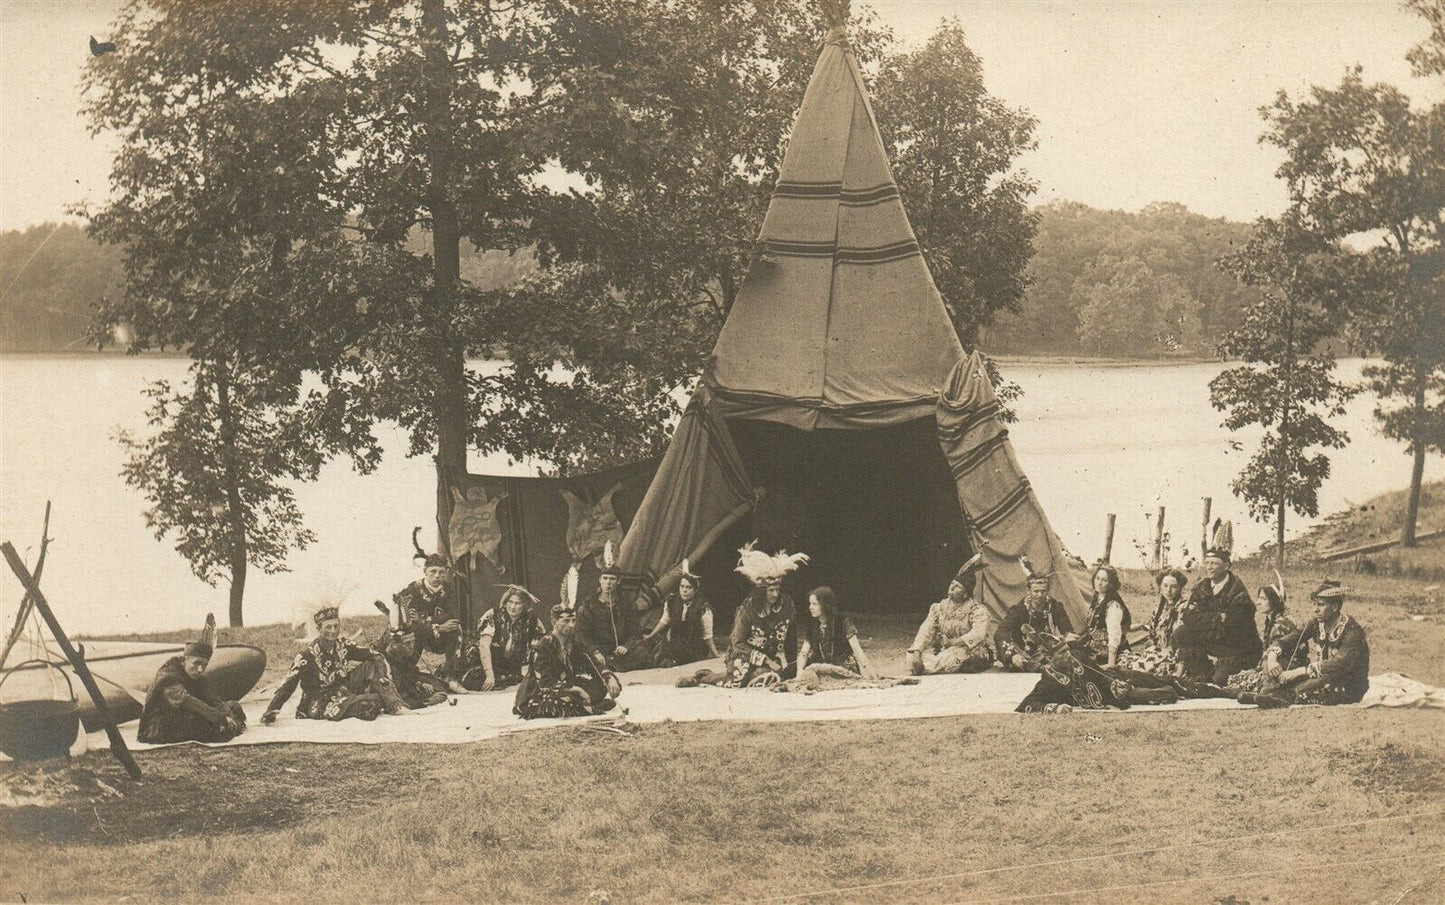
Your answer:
[1173,534,1260,685]
[262,605,407,724]
[907,555,994,675]
[997,563,1075,671]
[577,561,651,672]
[138,616,246,744]
[1243,581,1370,707]
[372,625,449,710]
[394,552,466,693]
[514,602,621,719]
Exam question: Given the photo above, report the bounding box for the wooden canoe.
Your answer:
[1,642,267,731]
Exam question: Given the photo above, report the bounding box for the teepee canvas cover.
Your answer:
[619,28,1086,625]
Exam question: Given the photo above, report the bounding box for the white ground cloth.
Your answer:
[85,665,1442,752]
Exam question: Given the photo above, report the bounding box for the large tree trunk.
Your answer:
[1403,377,1428,546]
[421,0,470,639]
[214,363,249,627]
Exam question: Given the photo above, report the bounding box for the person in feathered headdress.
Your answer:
[461,584,548,691]
[576,541,653,672]
[907,552,994,676]
[1238,581,1370,708]
[641,559,721,667]
[996,555,1077,671]
[1174,519,1261,685]
[392,537,467,693]
[262,603,408,724]
[513,568,622,719]
[723,542,808,687]
[138,614,247,744]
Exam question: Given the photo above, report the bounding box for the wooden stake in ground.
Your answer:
[1,541,141,779]
[1201,497,1212,563]
[1153,506,1167,570]
[1103,513,1116,563]
[0,500,51,669]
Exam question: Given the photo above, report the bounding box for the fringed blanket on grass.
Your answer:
[83,665,1443,752]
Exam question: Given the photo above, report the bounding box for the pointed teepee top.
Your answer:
[704,15,964,431]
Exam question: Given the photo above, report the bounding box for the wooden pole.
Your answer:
[0,501,51,669]
[1153,506,1167,570]
[1102,513,1117,563]
[1,542,141,779]
[1201,497,1212,561]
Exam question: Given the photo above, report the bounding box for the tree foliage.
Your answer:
[989,201,1260,356]
[1210,218,1356,570]
[874,21,1038,345]
[0,224,124,352]
[1258,50,1445,543]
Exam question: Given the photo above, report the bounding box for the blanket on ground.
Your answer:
[80,666,1441,752]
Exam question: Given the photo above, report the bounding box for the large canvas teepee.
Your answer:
[618,25,1085,625]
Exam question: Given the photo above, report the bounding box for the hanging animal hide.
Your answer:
[562,482,625,564]
[449,485,508,573]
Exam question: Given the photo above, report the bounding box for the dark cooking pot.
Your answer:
[0,659,81,761]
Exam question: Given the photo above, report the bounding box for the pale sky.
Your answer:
[0,0,1438,231]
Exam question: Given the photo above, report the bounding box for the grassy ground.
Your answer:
[5,504,1445,903]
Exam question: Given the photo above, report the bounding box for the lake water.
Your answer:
[1,354,1438,634]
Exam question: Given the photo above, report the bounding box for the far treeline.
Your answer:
[0,202,1257,360]
[4,0,1438,625]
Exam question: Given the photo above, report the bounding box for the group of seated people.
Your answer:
[137,525,1374,741]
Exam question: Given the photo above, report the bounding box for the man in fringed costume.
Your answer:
[724,543,807,687]
[907,553,994,675]
[138,615,246,744]
[514,596,621,719]
[1241,581,1370,708]
[261,606,407,724]
[393,553,467,692]
[996,560,1075,671]
[1173,521,1261,685]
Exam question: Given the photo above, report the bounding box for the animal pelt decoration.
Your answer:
[562,482,625,565]
[448,485,508,573]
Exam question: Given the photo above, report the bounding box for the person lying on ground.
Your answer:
[373,626,448,709]
[1172,540,1261,685]
[642,567,721,668]
[463,585,547,691]
[1083,564,1132,668]
[577,562,652,672]
[1015,626,1189,712]
[514,602,622,719]
[1117,568,1187,675]
[394,553,467,693]
[137,616,246,744]
[907,555,992,676]
[262,606,407,724]
[1225,580,1307,695]
[1239,581,1370,708]
[996,564,1074,671]
[798,586,879,678]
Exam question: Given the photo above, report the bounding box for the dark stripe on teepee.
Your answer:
[973,480,1033,533]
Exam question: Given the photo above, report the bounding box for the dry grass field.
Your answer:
[2,499,1444,903]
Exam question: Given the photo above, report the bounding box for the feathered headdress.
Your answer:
[184,613,217,660]
[556,564,580,617]
[954,551,986,583]
[600,540,620,577]
[1020,554,1052,583]
[1207,518,1234,562]
[1271,568,1286,604]
[734,540,809,585]
[411,526,427,567]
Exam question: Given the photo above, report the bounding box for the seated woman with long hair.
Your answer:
[1082,564,1132,668]
[1117,568,1187,675]
[1226,580,1307,693]
[796,586,879,679]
